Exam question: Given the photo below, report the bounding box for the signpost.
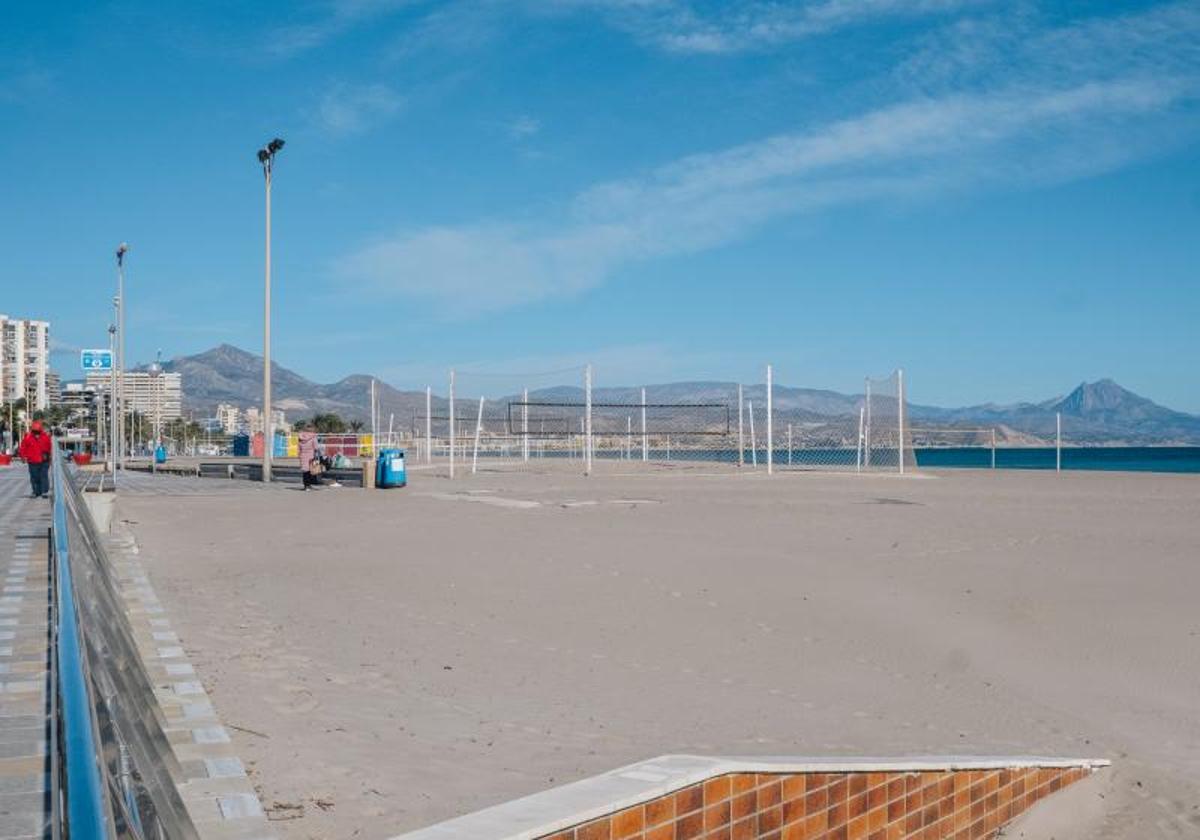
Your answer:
[81,350,113,371]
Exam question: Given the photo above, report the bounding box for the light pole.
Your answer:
[257,137,284,482]
[115,243,128,469]
[108,319,117,483]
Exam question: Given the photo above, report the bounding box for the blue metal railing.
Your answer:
[52,449,114,838]
[50,448,200,839]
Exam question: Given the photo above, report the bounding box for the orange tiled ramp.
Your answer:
[393,754,1108,840]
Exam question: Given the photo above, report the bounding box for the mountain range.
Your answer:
[158,344,1200,445]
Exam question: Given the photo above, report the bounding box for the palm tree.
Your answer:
[348,420,365,432]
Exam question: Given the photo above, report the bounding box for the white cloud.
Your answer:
[316,82,404,135]
[546,0,993,54]
[507,114,542,139]
[336,2,1200,315]
[266,0,417,57]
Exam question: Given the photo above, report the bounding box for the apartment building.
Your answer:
[85,370,183,421]
[0,314,51,410]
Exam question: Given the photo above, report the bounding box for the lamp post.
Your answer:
[108,318,117,484]
[257,137,284,482]
[115,243,128,469]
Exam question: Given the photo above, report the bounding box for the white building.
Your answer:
[216,403,242,434]
[0,315,51,410]
[243,406,288,436]
[85,370,182,422]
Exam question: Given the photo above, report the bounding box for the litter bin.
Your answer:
[154,445,167,464]
[376,448,407,489]
[232,434,250,457]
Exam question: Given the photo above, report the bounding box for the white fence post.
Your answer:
[897,368,905,476]
[737,384,744,467]
[585,364,593,476]
[425,386,432,463]
[991,427,996,470]
[641,387,648,462]
[863,378,871,468]
[448,369,455,478]
[626,416,632,460]
[766,364,773,476]
[748,400,757,467]
[856,406,865,473]
[472,397,484,474]
[788,423,793,466]
[522,388,529,462]
[1056,412,1062,473]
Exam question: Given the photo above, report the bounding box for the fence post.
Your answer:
[737,384,744,467]
[585,364,593,476]
[991,427,996,470]
[748,400,757,467]
[425,386,432,463]
[522,388,529,462]
[897,368,905,476]
[1056,412,1061,473]
[472,397,484,474]
[766,365,773,475]
[640,387,648,462]
[788,423,793,466]
[864,378,872,468]
[448,369,455,478]
[857,406,865,472]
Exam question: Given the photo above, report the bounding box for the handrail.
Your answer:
[52,448,114,839]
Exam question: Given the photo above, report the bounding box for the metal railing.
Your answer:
[51,448,200,839]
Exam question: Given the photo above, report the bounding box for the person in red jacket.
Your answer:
[18,420,52,499]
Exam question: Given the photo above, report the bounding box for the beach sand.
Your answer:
[117,465,1200,839]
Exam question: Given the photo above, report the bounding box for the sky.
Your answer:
[1,0,1198,410]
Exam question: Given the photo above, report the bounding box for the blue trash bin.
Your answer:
[154,444,167,464]
[376,448,407,488]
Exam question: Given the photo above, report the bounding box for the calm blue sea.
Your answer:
[914,446,1200,473]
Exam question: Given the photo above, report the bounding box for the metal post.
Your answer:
[788,423,792,466]
[863,378,872,468]
[641,387,648,462]
[748,400,757,467]
[262,162,273,483]
[626,416,632,460]
[897,369,905,476]
[766,364,773,476]
[1056,412,1061,473]
[425,386,432,463]
[584,364,593,476]
[108,317,117,484]
[522,388,529,462]
[991,428,996,470]
[449,369,455,478]
[472,397,484,474]
[856,406,865,472]
[737,384,744,467]
[115,244,127,470]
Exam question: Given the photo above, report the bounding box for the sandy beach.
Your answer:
[116,466,1200,839]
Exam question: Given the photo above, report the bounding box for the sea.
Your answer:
[914,446,1200,474]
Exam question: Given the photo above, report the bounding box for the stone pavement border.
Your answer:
[0,466,51,840]
[96,511,274,840]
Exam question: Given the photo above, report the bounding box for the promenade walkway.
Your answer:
[0,466,51,840]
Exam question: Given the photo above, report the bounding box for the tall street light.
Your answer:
[257,137,284,482]
[115,243,129,469]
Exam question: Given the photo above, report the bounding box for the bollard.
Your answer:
[362,460,375,490]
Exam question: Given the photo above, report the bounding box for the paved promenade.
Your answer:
[0,467,51,840]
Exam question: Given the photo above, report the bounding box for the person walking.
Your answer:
[18,420,52,499]
[297,422,319,491]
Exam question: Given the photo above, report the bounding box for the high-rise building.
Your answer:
[85,371,183,421]
[244,406,288,435]
[215,403,242,434]
[0,315,51,410]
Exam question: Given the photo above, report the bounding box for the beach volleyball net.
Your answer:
[410,365,915,476]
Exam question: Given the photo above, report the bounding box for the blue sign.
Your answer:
[81,349,113,371]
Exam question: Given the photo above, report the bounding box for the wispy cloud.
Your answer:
[0,66,54,105]
[506,114,542,140]
[315,82,404,135]
[337,3,1200,316]
[545,0,993,54]
[266,0,417,57]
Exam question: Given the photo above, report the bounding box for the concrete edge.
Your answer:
[105,505,274,840]
[391,753,1110,840]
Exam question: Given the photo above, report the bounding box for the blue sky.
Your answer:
[2,0,1198,410]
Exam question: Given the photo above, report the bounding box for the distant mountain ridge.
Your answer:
[163,345,1200,444]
